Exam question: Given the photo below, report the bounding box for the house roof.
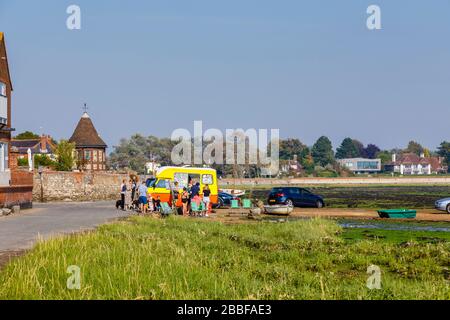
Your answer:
[11,137,56,155]
[390,153,445,171]
[0,32,13,90]
[69,112,107,148]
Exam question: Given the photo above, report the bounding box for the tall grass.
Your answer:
[0,217,448,300]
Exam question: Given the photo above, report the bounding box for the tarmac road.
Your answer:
[0,201,127,252]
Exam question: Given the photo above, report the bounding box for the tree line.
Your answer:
[14,131,450,176]
[108,134,450,177]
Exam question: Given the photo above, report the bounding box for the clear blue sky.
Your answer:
[1,0,449,152]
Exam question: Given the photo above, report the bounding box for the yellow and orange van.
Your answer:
[147,166,218,207]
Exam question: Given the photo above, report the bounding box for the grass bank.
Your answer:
[0,216,449,300]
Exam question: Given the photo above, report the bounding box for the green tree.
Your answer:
[54,140,75,171]
[352,139,365,157]
[34,154,56,168]
[109,134,177,173]
[437,141,450,172]
[376,150,392,164]
[279,138,308,160]
[311,136,334,167]
[336,138,359,159]
[15,131,40,140]
[405,141,424,155]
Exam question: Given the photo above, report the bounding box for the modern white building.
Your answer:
[337,158,382,174]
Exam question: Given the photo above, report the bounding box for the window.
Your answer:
[174,173,189,189]
[84,150,91,160]
[93,150,98,162]
[0,82,7,125]
[202,174,213,185]
[0,142,8,172]
[156,179,170,190]
[0,82,6,97]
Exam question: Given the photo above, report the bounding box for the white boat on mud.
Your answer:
[264,205,294,216]
[220,189,246,197]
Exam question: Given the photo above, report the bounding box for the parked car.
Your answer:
[213,192,240,209]
[435,198,450,214]
[268,187,325,208]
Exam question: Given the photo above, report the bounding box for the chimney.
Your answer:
[420,152,425,158]
[40,135,47,153]
[392,154,396,163]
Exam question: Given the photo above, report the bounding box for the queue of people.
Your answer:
[118,178,212,217]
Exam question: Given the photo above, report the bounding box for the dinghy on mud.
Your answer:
[377,209,417,219]
[264,205,294,216]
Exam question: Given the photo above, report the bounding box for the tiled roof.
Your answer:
[390,153,445,171]
[69,112,107,148]
[11,138,55,155]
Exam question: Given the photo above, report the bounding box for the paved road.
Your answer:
[0,201,128,251]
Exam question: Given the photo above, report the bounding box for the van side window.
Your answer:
[202,174,213,185]
[156,179,170,189]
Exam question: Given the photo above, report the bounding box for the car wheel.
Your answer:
[316,200,324,209]
[447,204,450,214]
[285,199,294,207]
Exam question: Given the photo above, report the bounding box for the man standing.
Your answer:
[138,181,148,214]
[120,180,127,211]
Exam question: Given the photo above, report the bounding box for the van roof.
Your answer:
[156,166,216,175]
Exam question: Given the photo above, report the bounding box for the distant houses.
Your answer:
[11,135,56,161]
[385,153,447,175]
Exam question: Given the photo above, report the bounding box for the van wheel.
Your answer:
[285,199,294,207]
[316,200,324,209]
[447,204,450,214]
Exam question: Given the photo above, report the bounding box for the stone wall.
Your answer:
[33,171,132,202]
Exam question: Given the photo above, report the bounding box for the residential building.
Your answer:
[280,155,302,176]
[385,153,447,175]
[11,135,57,161]
[0,32,13,185]
[337,158,382,174]
[0,32,33,208]
[69,112,107,171]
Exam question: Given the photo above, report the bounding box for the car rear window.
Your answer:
[271,188,285,193]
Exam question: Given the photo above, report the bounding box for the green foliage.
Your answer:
[311,136,334,167]
[17,157,28,167]
[376,150,392,164]
[109,134,176,173]
[437,141,450,172]
[336,138,360,159]
[279,138,309,160]
[34,154,55,168]
[405,141,424,155]
[14,131,40,140]
[54,140,75,171]
[0,217,448,300]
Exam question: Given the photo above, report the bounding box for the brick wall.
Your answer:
[33,171,133,202]
[11,169,33,186]
[0,185,33,208]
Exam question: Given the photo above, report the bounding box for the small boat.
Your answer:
[377,209,417,219]
[264,205,294,216]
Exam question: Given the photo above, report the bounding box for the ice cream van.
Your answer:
[147,166,218,206]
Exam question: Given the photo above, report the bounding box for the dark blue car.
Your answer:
[268,187,325,208]
[213,192,239,209]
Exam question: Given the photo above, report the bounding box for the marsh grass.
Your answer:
[0,216,449,300]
